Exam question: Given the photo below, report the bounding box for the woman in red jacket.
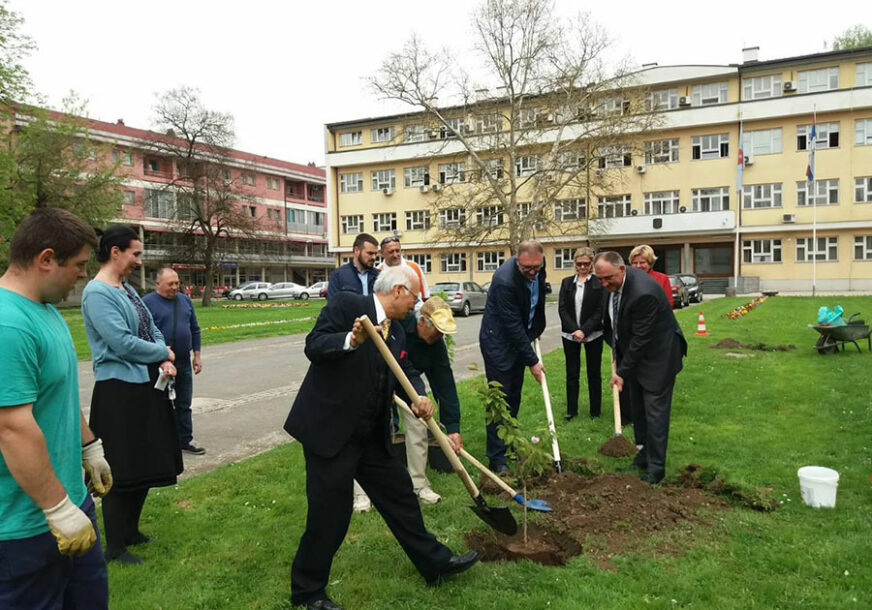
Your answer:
[629,244,673,308]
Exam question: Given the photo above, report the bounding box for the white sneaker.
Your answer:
[416,486,442,505]
[353,494,371,513]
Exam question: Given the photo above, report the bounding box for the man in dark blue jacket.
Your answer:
[327,233,379,299]
[479,240,547,472]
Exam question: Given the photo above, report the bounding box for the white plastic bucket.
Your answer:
[797,466,840,508]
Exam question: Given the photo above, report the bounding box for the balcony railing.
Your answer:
[588,209,735,238]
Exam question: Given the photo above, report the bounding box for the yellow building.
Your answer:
[325,45,872,294]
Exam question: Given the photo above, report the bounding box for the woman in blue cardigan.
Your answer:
[82,226,183,564]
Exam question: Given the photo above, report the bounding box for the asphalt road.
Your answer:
[77,301,562,478]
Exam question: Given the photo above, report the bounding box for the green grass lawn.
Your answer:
[105,296,872,609]
[62,299,327,360]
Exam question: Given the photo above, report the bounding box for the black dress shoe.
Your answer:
[305,598,342,610]
[640,472,664,484]
[564,413,576,421]
[428,550,481,586]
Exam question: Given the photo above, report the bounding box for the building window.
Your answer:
[341,215,364,234]
[371,126,394,143]
[742,74,782,99]
[643,191,680,215]
[854,236,872,260]
[406,253,432,273]
[404,125,427,143]
[692,187,730,211]
[440,253,467,273]
[475,113,502,134]
[439,208,466,229]
[267,208,281,221]
[797,67,839,93]
[145,158,160,173]
[858,63,872,87]
[855,119,872,145]
[265,177,279,190]
[855,177,872,203]
[339,172,363,193]
[242,172,255,186]
[122,190,135,205]
[372,213,397,232]
[797,122,839,150]
[371,169,396,191]
[518,107,544,128]
[554,198,586,221]
[309,211,325,228]
[476,206,504,227]
[597,194,632,218]
[597,96,630,116]
[440,117,466,139]
[692,133,729,159]
[481,158,504,180]
[404,166,429,188]
[797,179,839,206]
[743,128,782,156]
[597,146,631,169]
[644,138,679,164]
[743,239,782,263]
[438,162,466,184]
[691,82,728,106]
[554,248,575,270]
[248,206,257,218]
[477,251,506,272]
[796,236,838,262]
[339,131,362,147]
[144,189,175,218]
[405,210,430,231]
[112,149,134,166]
[515,155,541,177]
[644,88,679,111]
[743,183,783,209]
[307,184,324,202]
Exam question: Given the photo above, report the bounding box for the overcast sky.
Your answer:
[10,0,869,165]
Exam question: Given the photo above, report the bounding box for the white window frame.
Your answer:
[554,248,575,270]
[339,131,362,147]
[438,162,466,184]
[122,190,135,205]
[644,138,679,164]
[518,107,543,128]
[440,118,466,139]
[554,198,586,221]
[476,251,506,272]
[113,150,134,166]
[475,113,502,134]
[440,253,467,273]
[854,235,872,260]
[643,191,680,215]
[797,67,839,93]
[743,183,783,209]
[371,169,396,191]
[597,194,632,218]
[404,125,426,143]
[371,126,394,143]
[438,208,466,229]
[404,166,429,188]
[598,96,630,116]
[644,88,679,111]
[372,212,397,233]
[797,179,839,206]
[797,122,839,150]
[692,187,730,212]
[340,215,363,234]
[855,119,872,146]
[598,145,632,169]
[796,236,838,262]
[406,253,432,273]
[743,239,782,263]
[476,206,504,227]
[692,82,728,106]
[515,155,541,177]
[858,62,872,88]
[855,177,872,203]
[742,74,782,100]
[339,172,363,193]
[692,134,729,160]
[405,210,430,231]
[743,128,782,156]
[482,158,503,180]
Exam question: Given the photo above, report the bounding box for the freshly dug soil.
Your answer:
[711,337,795,352]
[465,470,727,568]
[597,435,638,457]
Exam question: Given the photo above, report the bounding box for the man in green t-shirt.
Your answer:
[0,208,113,608]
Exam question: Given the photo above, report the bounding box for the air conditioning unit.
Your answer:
[635,164,646,174]
[782,213,796,223]
[679,96,691,107]
[595,168,605,177]
[427,129,439,139]
[543,113,555,123]
[744,155,754,166]
[783,81,796,92]
[382,188,393,196]
[432,183,443,192]
[462,122,474,134]
[419,185,430,193]
[631,209,639,216]
[679,206,687,213]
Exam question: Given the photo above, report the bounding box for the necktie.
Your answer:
[612,291,621,342]
[380,319,391,340]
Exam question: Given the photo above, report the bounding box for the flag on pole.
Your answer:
[805,120,816,183]
[737,122,744,192]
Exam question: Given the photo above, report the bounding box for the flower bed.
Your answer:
[203,317,315,331]
[220,302,309,310]
[725,296,767,320]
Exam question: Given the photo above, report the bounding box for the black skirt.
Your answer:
[89,364,184,491]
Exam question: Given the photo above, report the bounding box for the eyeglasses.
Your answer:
[575,261,591,267]
[380,236,401,247]
[517,263,542,273]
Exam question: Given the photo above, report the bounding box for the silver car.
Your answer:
[294,281,328,300]
[433,281,487,317]
[228,282,272,300]
[262,282,306,300]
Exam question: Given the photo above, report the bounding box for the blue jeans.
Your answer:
[174,358,194,445]
[0,495,108,609]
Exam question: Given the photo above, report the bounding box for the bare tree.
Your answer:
[150,87,260,306]
[370,0,662,253]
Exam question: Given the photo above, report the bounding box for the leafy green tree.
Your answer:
[832,25,872,50]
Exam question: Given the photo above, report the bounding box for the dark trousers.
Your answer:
[290,431,452,605]
[627,376,675,478]
[100,488,149,557]
[173,359,194,445]
[562,338,603,417]
[484,359,526,469]
[0,495,108,609]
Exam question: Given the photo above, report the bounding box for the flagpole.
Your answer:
[735,115,743,294]
[811,106,817,297]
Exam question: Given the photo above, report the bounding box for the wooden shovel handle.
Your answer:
[358,316,482,498]
[611,358,621,436]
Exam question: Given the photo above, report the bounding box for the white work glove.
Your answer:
[42,495,96,556]
[82,438,113,497]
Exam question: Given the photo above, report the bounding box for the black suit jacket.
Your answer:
[557,274,604,337]
[479,256,547,371]
[603,267,687,392]
[283,292,406,458]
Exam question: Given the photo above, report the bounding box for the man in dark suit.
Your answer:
[479,240,547,473]
[594,251,687,484]
[326,233,379,299]
[284,265,479,610]
[557,247,604,420]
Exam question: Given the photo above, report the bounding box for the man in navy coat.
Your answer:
[326,233,379,299]
[478,240,547,472]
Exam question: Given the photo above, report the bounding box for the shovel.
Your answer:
[359,316,518,536]
[393,396,551,513]
[533,339,562,473]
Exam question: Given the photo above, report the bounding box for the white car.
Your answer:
[294,281,328,300]
[228,282,272,300]
[262,282,307,300]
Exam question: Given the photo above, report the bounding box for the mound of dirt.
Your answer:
[597,435,638,457]
[711,338,795,352]
[676,464,779,511]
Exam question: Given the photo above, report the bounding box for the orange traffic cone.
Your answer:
[695,310,709,336]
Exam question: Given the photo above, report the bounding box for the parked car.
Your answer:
[260,282,306,300]
[319,282,329,298]
[481,281,491,292]
[228,282,272,300]
[433,281,488,317]
[678,273,703,303]
[668,275,690,309]
[294,281,328,300]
